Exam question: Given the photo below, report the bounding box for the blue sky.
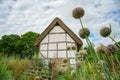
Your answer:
[0,0,120,46]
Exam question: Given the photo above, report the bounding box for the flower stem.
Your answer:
[79,18,84,29]
[109,36,120,48]
[79,18,111,80]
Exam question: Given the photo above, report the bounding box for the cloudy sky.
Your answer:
[0,0,120,47]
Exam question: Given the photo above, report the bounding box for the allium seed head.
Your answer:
[72,7,85,19]
[66,46,71,50]
[79,28,90,39]
[75,53,79,56]
[76,61,81,69]
[98,60,105,66]
[63,58,68,63]
[79,50,88,56]
[71,45,76,50]
[106,44,118,54]
[71,70,76,77]
[96,45,106,54]
[100,27,111,37]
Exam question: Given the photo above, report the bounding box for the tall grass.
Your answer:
[0,63,13,80]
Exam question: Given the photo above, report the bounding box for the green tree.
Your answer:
[15,31,39,58]
[0,34,20,56]
[0,31,39,58]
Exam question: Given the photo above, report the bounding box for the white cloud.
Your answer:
[0,0,120,46]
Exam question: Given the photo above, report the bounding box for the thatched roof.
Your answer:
[34,17,83,47]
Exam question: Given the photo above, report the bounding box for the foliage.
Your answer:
[0,63,13,80]
[3,58,31,79]
[31,54,46,67]
[0,54,48,80]
[0,34,20,56]
[0,31,39,58]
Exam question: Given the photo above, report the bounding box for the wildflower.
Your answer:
[100,26,111,37]
[66,46,71,50]
[98,60,105,66]
[76,61,81,69]
[71,70,76,77]
[106,44,118,54]
[75,52,80,60]
[75,53,79,56]
[96,44,106,53]
[71,45,76,50]
[72,7,85,19]
[79,28,90,39]
[63,58,68,63]
[79,50,88,56]
[75,58,78,61]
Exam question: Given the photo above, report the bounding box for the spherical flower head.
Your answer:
[106,44,118,54]
[79,28,90,39]
[72,7,85,19]
[71,45,76,50]
[96,45,106,54]
[100,27,111,37]
[71,70,76,77]
[66,46,71,50]
[98,60,105,66]
[79,50,88,56]
[76,61,81,69]
[63,58,68,63]
[75,53,79,56]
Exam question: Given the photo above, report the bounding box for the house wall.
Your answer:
[39,26,77,65]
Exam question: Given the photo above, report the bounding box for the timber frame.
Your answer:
[34,17,83,65]
[34,17,82,49]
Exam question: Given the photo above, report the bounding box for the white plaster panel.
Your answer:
[49,43,57,50]
[58,51,66,58]
[48,51,57,58]
[66,34,74,42]
[70,59,76,64]
[40,44,47,50]
[50,26,65,33]
[68,51,76,58]
[58,43,66,49]
[49,34,65,42]
[40,51,47,58]
[41,35,48,43]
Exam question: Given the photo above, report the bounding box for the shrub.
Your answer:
[7,58,31,79]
